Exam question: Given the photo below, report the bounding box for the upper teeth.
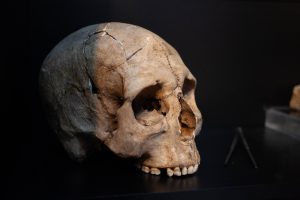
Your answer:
[141,164,199,177]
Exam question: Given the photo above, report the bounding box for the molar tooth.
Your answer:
[182,167,187,175]
[193,164,199,173]
[142,166,150,173]
[150,168,161,175]
[174,167,181,176]
[187,166,194,174]
[167,168,174,177]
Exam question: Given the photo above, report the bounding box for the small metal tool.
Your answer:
[224,127,258,168]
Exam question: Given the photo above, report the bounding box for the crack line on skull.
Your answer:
[81,26,126,133]
[98,93,117,119]
[126,47,143,61]
[159,91,174,100]
[82,23,127,73]
[82,27,128,101]
[152,36,180,88]
[118,70,126,101]
[165,54,180,86]
[83,30,127,63]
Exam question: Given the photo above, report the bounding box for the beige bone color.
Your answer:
[39,22,203,177]
[290,85,300,111]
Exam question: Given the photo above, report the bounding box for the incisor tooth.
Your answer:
[182,167,187,175]
[187,166,194,174]
[150,168,161,175]
[167,168,174,177]
[174,167,181,176]
[193,164,199,173]
[142,166,150,173]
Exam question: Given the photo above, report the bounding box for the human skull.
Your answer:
[39,22,203,177]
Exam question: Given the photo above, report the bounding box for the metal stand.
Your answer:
[224,127,258,168]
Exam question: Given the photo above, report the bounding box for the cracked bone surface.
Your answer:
[39,22,203,176]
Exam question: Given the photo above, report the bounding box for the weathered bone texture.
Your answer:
[39,22,203,176]
[290,85,300,111]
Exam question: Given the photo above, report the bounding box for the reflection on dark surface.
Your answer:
[261,128,300,182]
[9,127,300,199]
[290,110,300,118]
[278,107,300,118]
[141,173,200,193]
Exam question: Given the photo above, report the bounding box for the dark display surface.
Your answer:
[9,127,300,199]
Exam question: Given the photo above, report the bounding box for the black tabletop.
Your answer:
[8,127,300,200]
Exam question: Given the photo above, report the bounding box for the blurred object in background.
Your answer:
[265,85,300,140]
[290,84,300,111]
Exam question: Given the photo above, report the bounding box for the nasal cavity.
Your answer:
[178,99,196,139]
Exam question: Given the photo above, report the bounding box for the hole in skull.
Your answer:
[182,78,196,96]
[132,84,166,126]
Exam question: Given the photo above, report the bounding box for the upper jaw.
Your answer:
[137,133,200,177]
[138,153,200,177]
[139,162,199,177]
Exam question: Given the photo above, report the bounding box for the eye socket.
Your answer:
[132,84,162,116]
[182,78,196,96]
[142,98,161,111]
[132,84,167,126]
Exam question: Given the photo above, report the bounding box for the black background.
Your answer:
[29,0,300,128]
[3,0,300,199]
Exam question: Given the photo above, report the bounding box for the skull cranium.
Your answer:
[39,22,203,176]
